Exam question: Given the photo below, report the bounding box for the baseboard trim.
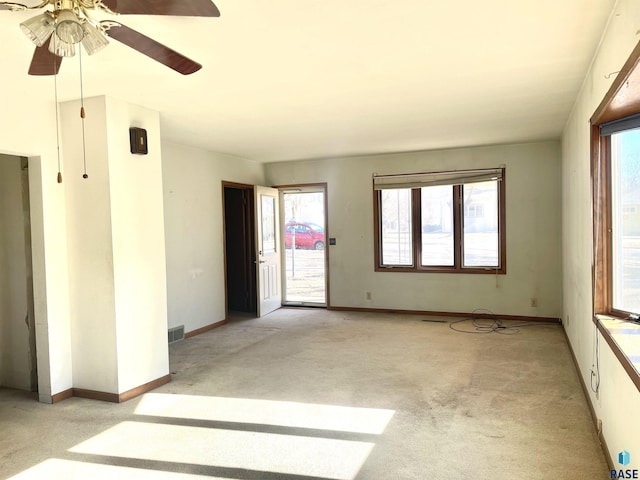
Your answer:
[71,374,172,404]
[185,319,228,339]
[562,327,613,469]
[118,374,171,403]
[327,306,561,323]
[599,428,613,471]
[50,388,73,404]
[72,388,120,403]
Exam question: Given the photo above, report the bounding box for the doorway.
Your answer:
[0,155,37,391]
[223,181,285,319]
[279,184,328,307]
[223,183,257,315]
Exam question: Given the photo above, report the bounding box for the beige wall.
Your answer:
[265,141,562,318]
[62,97,118,393]
[0,91,72,402]
[0,155,31,390]
[61,96,169,395]
[108,99,169,393]
[162,142,265,333]
[562,0,640,462]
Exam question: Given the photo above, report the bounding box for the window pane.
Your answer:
[463,181,499,267]
[421,186,454,266]
[380,189,413,265]
[612,129,640,313]
[260,195,276,255]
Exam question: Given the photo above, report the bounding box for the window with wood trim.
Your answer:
[591,40,640,393]
[592,41,640,320]
[594,121,640,316]
[373,168,506,273]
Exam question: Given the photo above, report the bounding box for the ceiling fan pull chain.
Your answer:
[54,57,62,184]
[79,46,88,179]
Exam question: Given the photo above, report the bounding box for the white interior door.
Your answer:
[255,186,281,316]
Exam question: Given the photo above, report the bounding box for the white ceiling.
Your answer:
[0,0,616,162]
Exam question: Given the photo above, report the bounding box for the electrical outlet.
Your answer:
[530,297,538,308]
[366,291,372,300]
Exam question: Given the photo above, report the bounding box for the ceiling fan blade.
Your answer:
[28,40,63,76]
[100,0,220,17]
[103,22,202,75]
[0,2,30,10]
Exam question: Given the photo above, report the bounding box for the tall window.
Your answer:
[594,117,640,317]
[373,168,506,274]
[611,129,640,314]
[590,41,640,392]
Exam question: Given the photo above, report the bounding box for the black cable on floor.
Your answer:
[447,309,547,335]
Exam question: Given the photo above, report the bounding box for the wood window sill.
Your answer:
[594,314,640,392]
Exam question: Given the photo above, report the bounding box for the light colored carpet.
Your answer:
[0,309,608,479]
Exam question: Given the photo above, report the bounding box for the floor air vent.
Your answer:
[168,325,185,344]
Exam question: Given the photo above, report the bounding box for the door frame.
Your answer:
[20,158,38,391]
[0,154,40,394]
[275,183,330,308]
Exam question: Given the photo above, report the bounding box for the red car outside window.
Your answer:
[284,222,325,250]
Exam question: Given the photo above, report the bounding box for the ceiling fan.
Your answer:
[0,0,220,75]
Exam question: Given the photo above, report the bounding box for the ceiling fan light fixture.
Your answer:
[20,12,55,47]
[49,34,75,57]
[55,9,84,44]
[81,22,108,55]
